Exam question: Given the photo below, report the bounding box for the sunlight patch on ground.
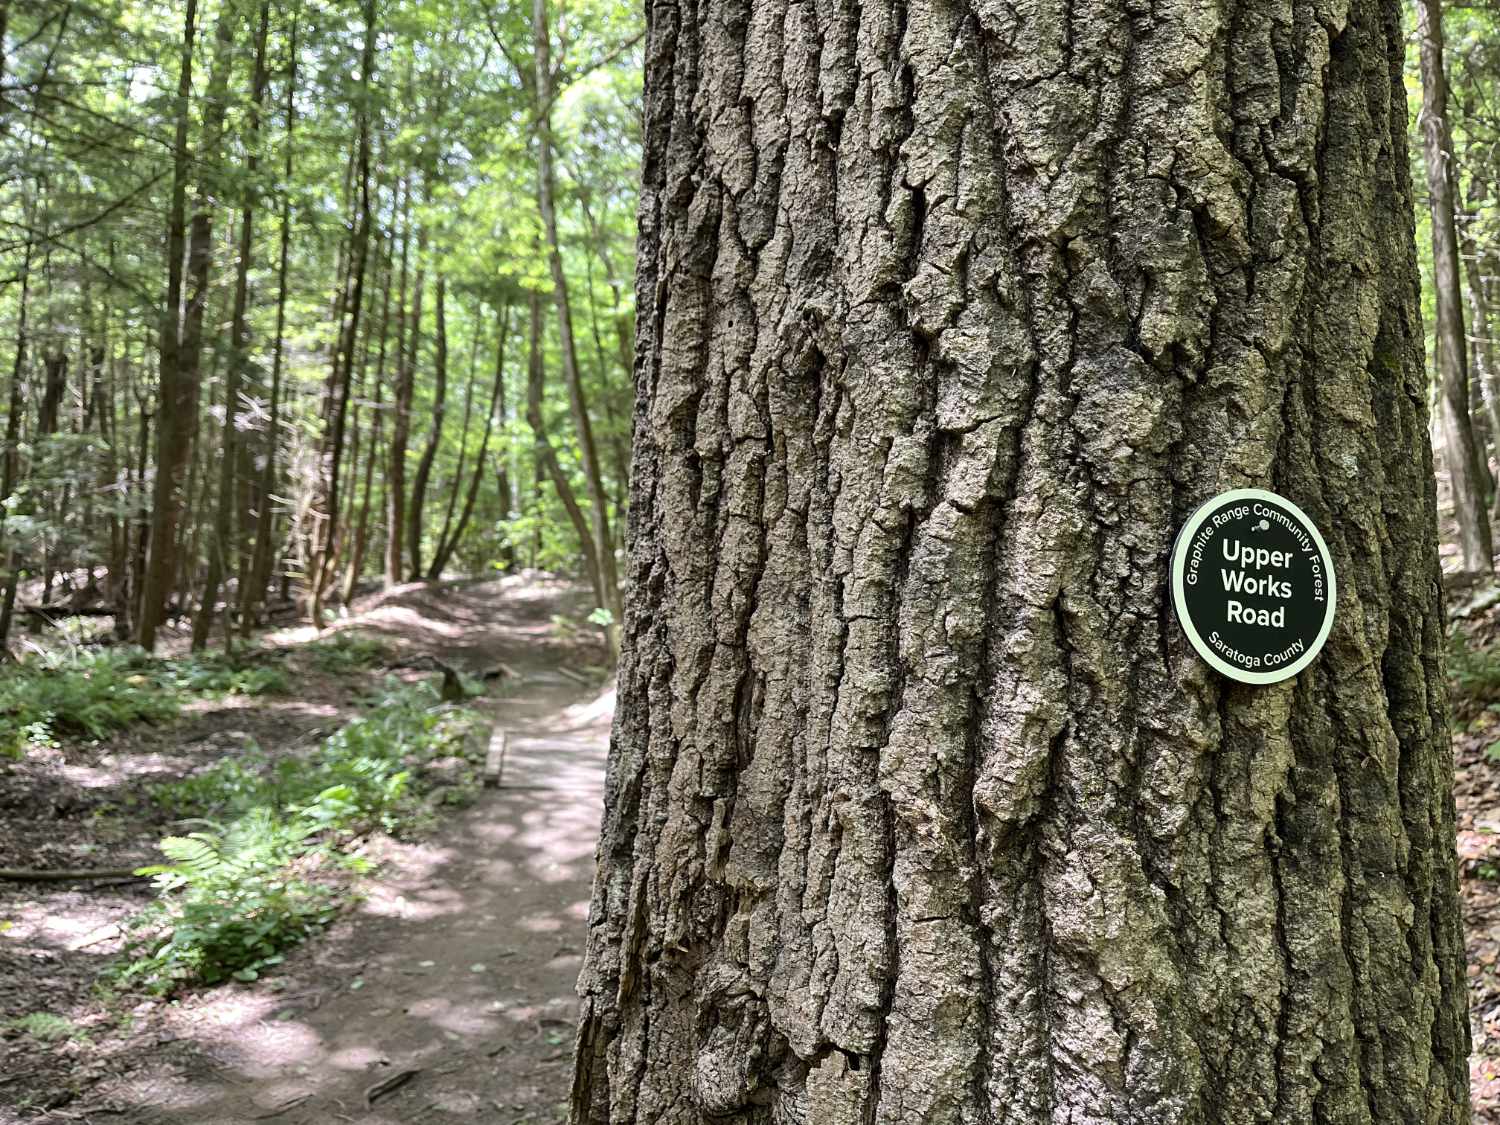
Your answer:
[404,995,503,1037]
[327,1043,389,1070]
[3,899,129,953]
[163,992,322,1080]
[179,697,343,721]
[357,605,468,638]
[558,686,616,727]
[57,758,174,788]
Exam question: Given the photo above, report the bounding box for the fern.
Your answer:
[0,648,178,746]
[116,683,484,994]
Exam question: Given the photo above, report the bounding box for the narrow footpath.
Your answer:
[90,579,610,1125]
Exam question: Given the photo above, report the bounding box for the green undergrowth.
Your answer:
[113,680,486,994]
[7,1012,82,1043]
[1447,630,1500,770]
[1451,630,1500,719]
[303,632,390,673]
[0,646,292,758]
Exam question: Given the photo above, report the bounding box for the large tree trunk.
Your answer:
[570,0,1472,1119]
[1418,0,1492,574]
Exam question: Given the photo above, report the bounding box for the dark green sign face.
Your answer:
[1170,489,1336,685]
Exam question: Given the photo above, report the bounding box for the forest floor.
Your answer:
[0,575,611,1124]
[9,569,1500,1121]
[1450,606,1500,1123]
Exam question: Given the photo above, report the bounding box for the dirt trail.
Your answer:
[6,578,610,1125]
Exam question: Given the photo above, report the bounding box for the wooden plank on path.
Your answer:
[483,726,510,788]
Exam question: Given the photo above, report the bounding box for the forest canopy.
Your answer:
[0,0,640,651]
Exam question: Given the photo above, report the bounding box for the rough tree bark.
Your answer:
[570,0,1472,1119]
[1418,0,1492,574]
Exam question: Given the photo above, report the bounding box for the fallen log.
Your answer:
[19,605,117,618]
[0,867,142,882]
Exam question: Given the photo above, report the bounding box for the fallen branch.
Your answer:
[251,1093,313,1120]
[0,867,142,882]
[364,1068,421,1109]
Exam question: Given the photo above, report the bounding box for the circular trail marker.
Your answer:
[1170,488,1336,685]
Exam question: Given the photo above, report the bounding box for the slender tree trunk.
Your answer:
[1418,0,1493,574]
[570,0,1471,1119]
[139,0,232,649]
[128,379,152,634]
[0,239,32,653]
[385,174,414,588]
[433,301,510,577]
[532,0,620,619]
[494,294,518,573]
[136,0,199,650]
[343,232,393,604]
[576,197,634,520]
[194,0,270,651]
[309,0,378,627]
[408,275,448,580]
[35,350,65,602]
[1465,257,1500,495]
[428,328,478,580]
[342,377,382,604]
[331,274,377,589]
[525,291,602,606]
[241,11,297,635]
[1465,159,1500,521]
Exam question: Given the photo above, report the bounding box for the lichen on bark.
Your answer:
[570,0,1473,1117]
